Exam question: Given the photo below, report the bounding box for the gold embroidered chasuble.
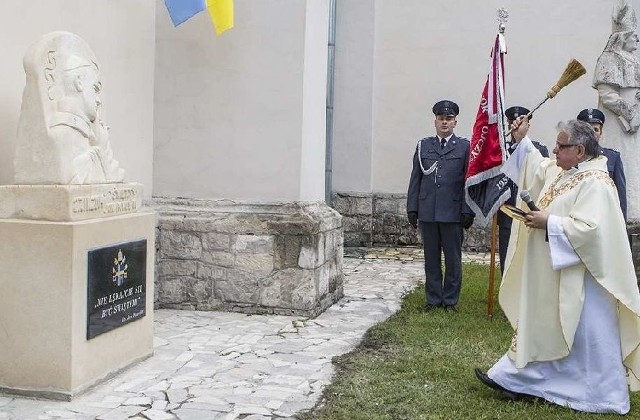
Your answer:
[501,146,640,390]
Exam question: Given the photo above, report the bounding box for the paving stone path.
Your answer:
[0,248,490,420]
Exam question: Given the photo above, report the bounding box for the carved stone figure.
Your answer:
[14,31,125,184]
[593,0,640,221]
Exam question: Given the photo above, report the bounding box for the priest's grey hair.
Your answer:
[557,120,599,158]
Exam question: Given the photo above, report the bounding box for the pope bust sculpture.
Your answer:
[14,31,125,184]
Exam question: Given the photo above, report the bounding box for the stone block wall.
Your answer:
[332,191,492,251]
[152,198,343,317]
[332,192,374,246]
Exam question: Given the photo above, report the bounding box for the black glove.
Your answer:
[407,212,418,228]
[461,213,474,229]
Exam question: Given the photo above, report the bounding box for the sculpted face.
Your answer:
[77,66,101,122]
[623,31,639,52]
[62,64,102,123]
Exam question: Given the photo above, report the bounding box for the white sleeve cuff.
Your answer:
[501,136,533,187]
[547,214,581,270]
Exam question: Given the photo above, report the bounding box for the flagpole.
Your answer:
[487,213,498,318]
[486,9,507,319]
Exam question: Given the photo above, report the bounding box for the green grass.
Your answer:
[298,263,639,420]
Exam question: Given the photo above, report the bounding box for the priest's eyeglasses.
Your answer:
[555,142,578,149]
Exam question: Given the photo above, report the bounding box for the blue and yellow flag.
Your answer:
[206,0,234,35]
[164,0,206,27]
[164,0,234,35]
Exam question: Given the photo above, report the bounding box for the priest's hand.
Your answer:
[511,115,530,142]
[524,210,549,229]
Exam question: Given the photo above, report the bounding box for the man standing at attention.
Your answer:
[407,100,475,313]
[576,108,627,220]
[497,106,549,274]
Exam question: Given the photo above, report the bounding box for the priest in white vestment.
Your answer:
[475,118,640,414]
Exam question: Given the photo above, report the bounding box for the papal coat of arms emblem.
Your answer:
[112,249,128,286]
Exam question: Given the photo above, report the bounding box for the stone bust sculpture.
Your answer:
[593,0,640,133]
[593,0,640,222]
[14,31,125,184]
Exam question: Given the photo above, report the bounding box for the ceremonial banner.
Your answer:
[464,34,509,226]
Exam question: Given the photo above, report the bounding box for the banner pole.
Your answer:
[487,213,498,318]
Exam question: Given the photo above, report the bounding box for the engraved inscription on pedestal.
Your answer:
[87,240,147,340]
[0,183,143,221]
[72,185,139,217]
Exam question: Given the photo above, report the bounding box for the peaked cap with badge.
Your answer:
[505,106,532,121]
[432,100,459,116]
[576,108,606,125]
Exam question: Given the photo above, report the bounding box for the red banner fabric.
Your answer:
[464,34,510,226]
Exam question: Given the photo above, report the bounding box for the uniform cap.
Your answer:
[432,100,459,116]
[505,106,531,121]
[576,108,605,125]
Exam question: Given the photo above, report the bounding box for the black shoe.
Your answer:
[423,304,439,312]
[444,305,458,313]
[474,369,526,401]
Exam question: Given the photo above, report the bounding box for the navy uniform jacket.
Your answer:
[600,146,627,220]
[497,140,549,228]
[407,135,473,222]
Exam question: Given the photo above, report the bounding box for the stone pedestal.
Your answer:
[0,212,155,400]
[153,198,343,317]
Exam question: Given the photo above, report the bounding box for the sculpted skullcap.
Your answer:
[432,100,459,116]
[62,54,96,71]
[576,108,606,125]
[505,106,531,121]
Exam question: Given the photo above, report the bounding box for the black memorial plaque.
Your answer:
[87,239,147,340]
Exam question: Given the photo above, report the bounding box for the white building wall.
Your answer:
[0,0,156,196]
[300,0,330,202]
[333,0,618,194]
[332,0,375,193]
[154,0,329,202]
[1,1,635,203]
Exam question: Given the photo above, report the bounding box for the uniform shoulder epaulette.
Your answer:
[602,146,620,155]
[457,136,470,144]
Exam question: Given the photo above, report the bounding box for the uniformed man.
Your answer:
[407,100,474,313]
[497,106,549,274]
[576,108,627,220]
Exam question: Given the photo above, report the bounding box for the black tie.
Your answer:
[440,138,446,149]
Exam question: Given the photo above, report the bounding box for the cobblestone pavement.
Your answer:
[0,248,489,420]
[345,246,492,265]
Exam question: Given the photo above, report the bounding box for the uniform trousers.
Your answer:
[420,221,463,306]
